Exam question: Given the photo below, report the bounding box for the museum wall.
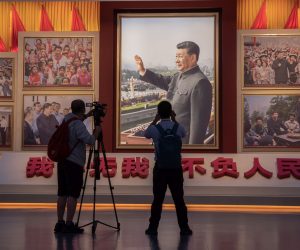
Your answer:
[0,0,299,201]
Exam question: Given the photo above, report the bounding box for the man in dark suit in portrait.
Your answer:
[267,111,287,136]
[272,51,289,84]
[24,107,37,145]
[244,55,253,85]
[134,41,212,144]
[36,103,59,145]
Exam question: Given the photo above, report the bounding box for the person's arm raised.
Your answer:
[134,55,146,75]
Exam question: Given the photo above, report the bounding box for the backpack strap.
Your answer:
[155,123,166,136]
[155,124,165,136]
[64,117,80,154]
[64,116,79,125]
[155,122,179,136]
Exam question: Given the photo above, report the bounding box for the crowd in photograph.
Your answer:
[24,38,93,86]
[244,111,300,147]
[244,39,300,85]
[23,101,70,145]
[0,59,13,97]
[121,93,161,108]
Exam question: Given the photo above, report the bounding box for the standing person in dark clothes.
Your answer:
[54,99,100,234]
[244,55,253,85]
[144,100,192,236]
[272,51,289,84]
[36,103,59,145]
[287,54,298,84]
[0,115,8,145]
[23,107,37,145]
[31,101,42,140]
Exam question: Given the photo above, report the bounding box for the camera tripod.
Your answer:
[76,125,120,234]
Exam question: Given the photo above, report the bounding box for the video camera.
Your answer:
[86,102,107,126]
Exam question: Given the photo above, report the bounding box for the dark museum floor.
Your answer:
[0,207,300,250]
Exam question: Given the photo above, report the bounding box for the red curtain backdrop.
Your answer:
[0,36,7,52]
[71,7,86,31]
[284,2,298,28]
[251,0,267,29]
[11,5,26,52]
[40,5,54,31]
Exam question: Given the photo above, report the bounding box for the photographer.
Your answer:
[144,100,192,236]
[54,99,100,234]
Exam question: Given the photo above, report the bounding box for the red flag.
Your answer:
[11,5,26,52]
[40,5,54,31]
[284,2,298,29]
[0,37,7,52]
[251,0,267,29]
[71,7,86,31]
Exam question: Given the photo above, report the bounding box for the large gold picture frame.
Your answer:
[116,12,219,150]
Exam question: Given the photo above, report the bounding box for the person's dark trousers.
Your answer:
[149,164,188,230]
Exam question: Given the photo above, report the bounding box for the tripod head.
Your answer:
[86,101,107,126]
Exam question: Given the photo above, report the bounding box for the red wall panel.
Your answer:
[100,0,237,153]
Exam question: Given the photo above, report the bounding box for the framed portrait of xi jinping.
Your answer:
[0,53,16,102]
[18,32,99,90]
[115,12,219,149]
[242,94,300,152]
[22,94,93,150]
[238,30,300,89]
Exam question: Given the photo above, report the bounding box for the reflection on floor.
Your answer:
[0,208,299,250]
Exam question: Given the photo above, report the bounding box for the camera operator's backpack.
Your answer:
[47,117,79,162]
[155,123,182,169]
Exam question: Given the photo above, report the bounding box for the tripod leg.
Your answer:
[76,146,94,227]
[91,140,100,233]
[92,221,98,234]
[100,140,121,230]
[79,131,120,233]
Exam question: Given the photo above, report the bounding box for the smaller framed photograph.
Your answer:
[22,94,93,150]
[0,53,15,101]
[19,31,99,90]
[0,105,13,150]
[238,30,300,89]
[242,94,300,151]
